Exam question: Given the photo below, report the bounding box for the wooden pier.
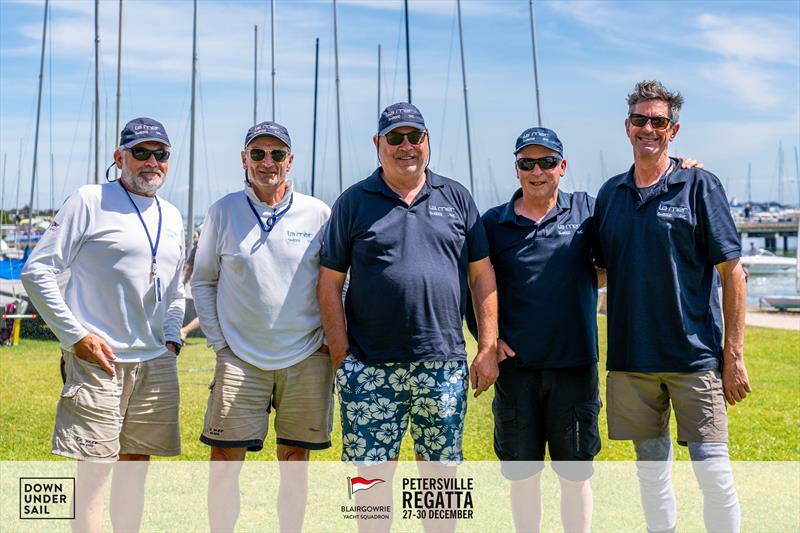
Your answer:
[736,219,798,251]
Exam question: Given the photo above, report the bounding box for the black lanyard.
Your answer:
[119,180,162,294]
[246,192,293,235]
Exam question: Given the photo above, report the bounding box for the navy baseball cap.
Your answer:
[119,117,171,148]
[514,127,563,156]
[244,121,292,149]
[378,102,426,136]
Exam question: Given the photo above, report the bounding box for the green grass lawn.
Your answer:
[1,316,798,461]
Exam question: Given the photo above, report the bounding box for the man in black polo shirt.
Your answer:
[478,127,601,533]
[594,80,750,533]
[318,102,498,527]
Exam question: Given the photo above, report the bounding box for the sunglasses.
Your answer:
[516,156,561,171]
[127,147,170,162]
[384,130,427,146]
[250,148,289,162]
[628,114,671,130]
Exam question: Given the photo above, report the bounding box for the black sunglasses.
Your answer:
[628,114,671,130]
[250,148,289,162]
[516,156,561,171]
[384,130,427,146]
[127,147,170,162]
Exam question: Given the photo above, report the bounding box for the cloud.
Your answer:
[696,13,799,65]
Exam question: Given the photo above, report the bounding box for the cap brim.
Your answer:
[245,133,291,148]
[514,141,562,156]
[378,121,426,137]
[122,137,171,148]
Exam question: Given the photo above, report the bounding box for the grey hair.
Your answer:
[627,80,684,123]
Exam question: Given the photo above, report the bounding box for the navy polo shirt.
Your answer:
[480,189,598,369]
[594,158,741,373]
[320,167,489,364]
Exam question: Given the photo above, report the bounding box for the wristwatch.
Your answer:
[166,341,182,356]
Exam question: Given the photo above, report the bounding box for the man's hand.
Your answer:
[722,358,751,405]
[73,333,116,376]
[677,156,704,169]
[470,347,499,398]
[330,346,348,370]
[497,339,516,363]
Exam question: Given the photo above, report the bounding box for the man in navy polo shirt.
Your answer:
[318,102,498,526]
[478,127,601,533]
[594,80,750,532]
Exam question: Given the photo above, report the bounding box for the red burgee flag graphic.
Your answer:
[348,476,385,497]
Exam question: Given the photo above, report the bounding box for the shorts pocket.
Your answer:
[703,372,727,430]
[60,383,82,400]
[572,400,601,459]
[492,403,518,460]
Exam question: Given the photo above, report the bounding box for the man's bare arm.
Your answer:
[716,258,751,405]
[467,257,499,397]
[317,266,349,369]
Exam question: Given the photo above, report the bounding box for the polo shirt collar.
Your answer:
[363,167,443,199]
[499,188,570,225]
[618,156,688,192]
[244,180,293,211]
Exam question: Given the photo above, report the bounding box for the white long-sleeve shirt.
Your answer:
[191,184,330,370]
[21,181,185,362]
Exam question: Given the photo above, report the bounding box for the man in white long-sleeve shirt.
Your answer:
[22,117,185,533]
[192,121,332,532]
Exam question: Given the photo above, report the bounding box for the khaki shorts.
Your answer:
[606,370,728,444]
[53,350,181,462]
[201,347,334,451]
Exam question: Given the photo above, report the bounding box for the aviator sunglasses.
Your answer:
[250,148,289,162]
[127,147,171,162]
[383,130,427,146]
[628,114,671,130]
[516,156,561,171]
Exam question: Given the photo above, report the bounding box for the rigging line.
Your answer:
[390,4,403,104]
[197,68,214,216]
[47,2,53,212]
[61,61,93,201]
[436,3,457,170]
[320,31,335,201]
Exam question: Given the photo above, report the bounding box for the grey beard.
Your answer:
[123,173,164,196]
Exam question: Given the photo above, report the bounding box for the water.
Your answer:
[740,237,798,307]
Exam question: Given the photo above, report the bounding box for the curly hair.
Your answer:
[627,80,684,123]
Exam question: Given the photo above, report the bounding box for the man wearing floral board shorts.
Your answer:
[318,102,498,530]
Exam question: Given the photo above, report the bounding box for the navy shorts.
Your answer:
[493,361,601,481]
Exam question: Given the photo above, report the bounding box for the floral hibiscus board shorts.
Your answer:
[335,353,469,464]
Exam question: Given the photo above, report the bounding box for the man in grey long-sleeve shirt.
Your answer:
[21,117,185,532]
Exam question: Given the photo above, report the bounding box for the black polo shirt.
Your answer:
[480,189,598,369]
[320,167,489,364]
[594,158,741,372]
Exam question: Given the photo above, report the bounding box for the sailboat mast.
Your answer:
[28,0,49,241]
[1,153,7,223]
[794,146,799,207]
[311,37,319,197]
[253,24,258,124]
[456,0,474,194]
[747,162,752,204]
[94,0,100,184]
[778,141,784,206]
[187,0,198,253]
[404,0,411,103]
[528,0,542,126]
[377,44,381,118]
[114,0,122,180]
[271,0,276,120]
[333,0,343,194]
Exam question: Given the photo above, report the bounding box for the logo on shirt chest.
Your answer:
[428,205,458,219]
[557,223,582,236]
[656,202,690,221]
[286,229,314,245]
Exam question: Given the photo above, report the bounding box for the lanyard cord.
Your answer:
[246,192,293,234]
[119,180,162,269]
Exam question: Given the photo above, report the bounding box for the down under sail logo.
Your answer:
[347,476,385,498]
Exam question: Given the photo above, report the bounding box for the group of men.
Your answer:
[21,79,750,533]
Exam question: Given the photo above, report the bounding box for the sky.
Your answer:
[1,0,799,218]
